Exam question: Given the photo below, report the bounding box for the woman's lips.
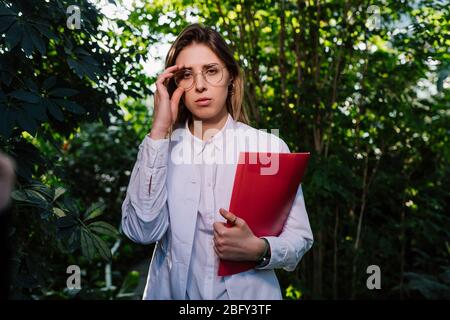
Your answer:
[195,98,212,106]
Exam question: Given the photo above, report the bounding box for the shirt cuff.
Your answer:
[141,135,169,168]
[254,236,288,270]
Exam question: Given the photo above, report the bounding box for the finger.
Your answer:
[234,216,244,228]
[154,90,160,106]
[213,221,226,235]
[213,245,222,258]
[155,73,174,97]
[155,84,168,101]
[163,64,182,75]
[214,230,229,247]
[157,63,185,88]
[159,65,183,84]
[213,236,221,248]
[171,85,185,102]
[170,86,185,119]
[219,208,237,225]
[156,72,174,85]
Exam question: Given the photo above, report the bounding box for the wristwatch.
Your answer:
[256,238,271,268]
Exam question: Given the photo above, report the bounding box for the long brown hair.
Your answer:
[164,23,249,133]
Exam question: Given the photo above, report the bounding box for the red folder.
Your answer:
[218,151,310,276]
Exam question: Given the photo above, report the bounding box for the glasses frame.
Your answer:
[173,65,229,90]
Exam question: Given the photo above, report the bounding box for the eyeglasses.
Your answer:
[173,64,228,90]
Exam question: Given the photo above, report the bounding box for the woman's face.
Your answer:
[175,43,232,122]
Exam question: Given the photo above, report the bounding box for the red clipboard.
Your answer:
[218,151,310,276]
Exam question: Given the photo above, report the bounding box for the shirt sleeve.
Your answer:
[121,135,171,244]
[255,138,314,271]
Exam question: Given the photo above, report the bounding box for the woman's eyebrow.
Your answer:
[182,63,219,70]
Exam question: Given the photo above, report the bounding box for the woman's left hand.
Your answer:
[213,208,266,261]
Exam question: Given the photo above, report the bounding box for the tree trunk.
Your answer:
[333,206,339,299]
[313,227,323,298]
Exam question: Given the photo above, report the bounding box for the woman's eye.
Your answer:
[182,72,192,79]
[206,68,218,75]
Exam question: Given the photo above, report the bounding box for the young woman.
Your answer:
[121,23,313,300]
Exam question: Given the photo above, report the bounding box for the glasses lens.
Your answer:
[204,66,223,85]
[174,66,225,89]
[174,70,193,89]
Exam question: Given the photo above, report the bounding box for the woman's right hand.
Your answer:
[150,64,185,139]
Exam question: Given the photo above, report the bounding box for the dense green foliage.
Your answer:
[1,0,448,299]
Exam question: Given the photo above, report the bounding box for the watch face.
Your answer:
[257,256,270,268]
[263,248,270,259]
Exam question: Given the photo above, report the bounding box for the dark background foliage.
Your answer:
[0,0,448,299]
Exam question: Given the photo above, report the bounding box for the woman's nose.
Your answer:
[194,73,206,91]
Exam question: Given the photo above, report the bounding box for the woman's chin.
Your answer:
[191,105,219,118]
[187,100,228,122]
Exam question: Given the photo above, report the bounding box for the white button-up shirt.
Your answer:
[185,115,231,300]
[121,112,314,300]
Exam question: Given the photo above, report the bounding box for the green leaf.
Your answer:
[80,228,96,261]
[42,76,57,90]
[46,101,64,121]
[30,27,46,55]
[21,27,33,56]
[26,190,47,202]
[81,56,102,78]
[55,215,78,228]
[81,55,100,67]
[27,183,53,200]
[11,189,47,208]
[83,202,106,222]
[53,207,66,218]
[0,107,16,137]
[48,88,79,97]
[55,99,85,114]
[68,229,80,252]
[11,190,27,202]
[33,24,57,40]
[67,57,84,79]
[87,221,119,238]
[24,103,47,122]
[5,20,21,49]
[0,15,15,33]
[90,232,112,262]
[54,187,66,201]
[74,47,91,56]
[80,228,112,262]
[24,78,38,92]
[67,57,100,81]
[17,109,37,135]
[10,90,39,103]
[40,210,52,220]
[0,6,16,16]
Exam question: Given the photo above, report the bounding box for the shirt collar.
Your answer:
[185,112,233,156]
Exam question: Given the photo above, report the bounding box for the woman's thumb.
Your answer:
[170,87,185,120]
